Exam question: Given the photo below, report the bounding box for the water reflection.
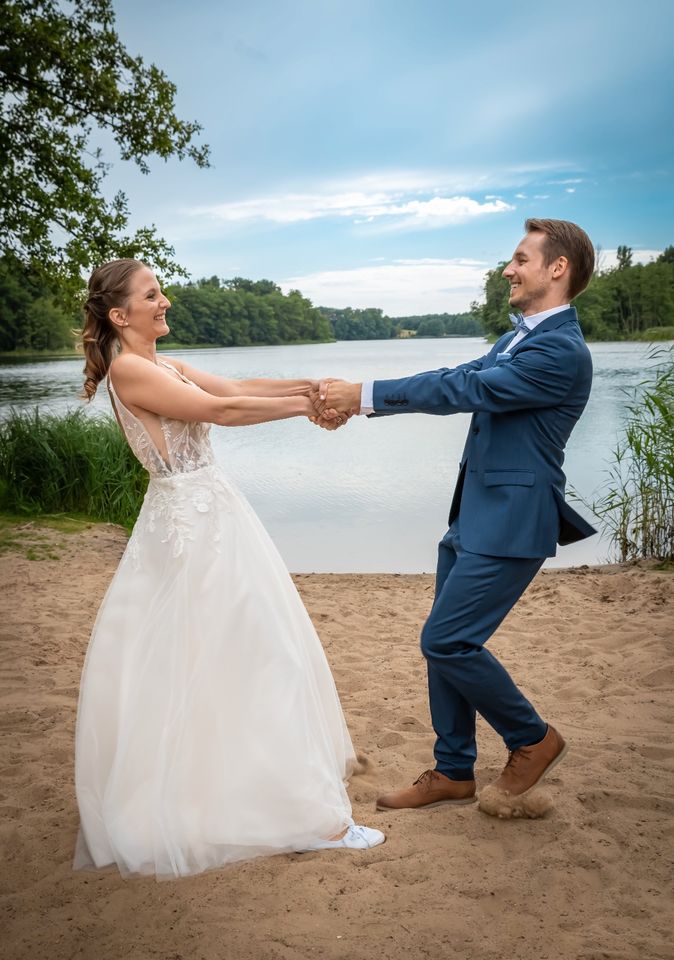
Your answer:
[0,356,86,413]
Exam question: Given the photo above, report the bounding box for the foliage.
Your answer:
[316,307,483,340]
[0,0,209,299]
[403,311,484,337]
[165,277,333,346]
[415,316,445,338]
[317,307,397,340]
[615,245,633,270]
[471,263,511,338]
[0,407,146,527]
[0,252,76,350]
[579,347,674,561]
[474,249,674,341]
[0,266,335,351]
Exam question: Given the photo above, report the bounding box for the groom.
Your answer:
[315,218,597,810]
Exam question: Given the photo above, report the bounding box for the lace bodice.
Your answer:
[107,359,215,478]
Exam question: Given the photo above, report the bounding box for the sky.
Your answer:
[107,0,674,316]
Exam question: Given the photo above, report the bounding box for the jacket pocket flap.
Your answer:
[484,470,535,487]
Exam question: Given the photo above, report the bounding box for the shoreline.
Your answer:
[2,333,673,364]
[1,520,672,960]
[0,512,620,571]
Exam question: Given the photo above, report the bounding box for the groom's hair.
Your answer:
[525,218,595,300]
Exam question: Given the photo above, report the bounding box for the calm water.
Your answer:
[0,338,663,572]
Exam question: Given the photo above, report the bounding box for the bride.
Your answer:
[73,258,384,880]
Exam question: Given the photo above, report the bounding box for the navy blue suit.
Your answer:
[371,307,596,777]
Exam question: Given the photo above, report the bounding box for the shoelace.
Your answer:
[347,825,369,842]
[412,769,438,790]
[337,824,379,848]
[504,745,533,770]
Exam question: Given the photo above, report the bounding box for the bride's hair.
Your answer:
[80,259,146,401]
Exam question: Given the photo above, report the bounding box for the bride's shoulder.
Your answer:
[110,353,155,375]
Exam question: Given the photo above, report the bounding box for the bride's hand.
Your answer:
[308,408,351,431]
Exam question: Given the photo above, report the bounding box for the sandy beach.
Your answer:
[1,520,673,960]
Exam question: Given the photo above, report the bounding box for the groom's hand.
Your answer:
[308,388,351,430]
[317,379,362,416]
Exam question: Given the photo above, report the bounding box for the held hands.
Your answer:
[308,379,362,431]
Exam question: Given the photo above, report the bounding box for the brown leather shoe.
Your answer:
[489,724,568,797]
[376,770,477,811]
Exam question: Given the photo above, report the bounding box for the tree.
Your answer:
[475,262,511,338]
[616,245,633,270]
[0,251,75,350]
[318,306,396,340]
[416,317,445,338]
[0,0,209,298]
[225,278,282,296]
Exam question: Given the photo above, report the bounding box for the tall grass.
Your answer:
[584,346,674,562]
[0,408,147,528]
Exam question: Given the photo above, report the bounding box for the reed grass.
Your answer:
[0,408,147,529]
[581,346,674,561]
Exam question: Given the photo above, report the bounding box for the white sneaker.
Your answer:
[301,823,386,851]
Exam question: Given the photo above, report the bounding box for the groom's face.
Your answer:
[502,231,556,314]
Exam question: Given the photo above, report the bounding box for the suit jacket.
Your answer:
[371,306,597,558]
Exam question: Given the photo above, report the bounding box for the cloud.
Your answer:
[187,165,585,233]
[281,249,665,315]
[192,188,513,230]
[597,249,662,271]
[281,258,489,315]
[179,164,587,245]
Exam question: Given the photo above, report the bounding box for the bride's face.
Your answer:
[121,267,172,340]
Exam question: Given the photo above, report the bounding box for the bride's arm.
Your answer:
[170,358,316,398]
[111,355,315,426]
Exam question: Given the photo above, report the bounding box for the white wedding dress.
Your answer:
[74,360,356,879]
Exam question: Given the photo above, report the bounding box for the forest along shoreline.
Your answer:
[2,244,673,357]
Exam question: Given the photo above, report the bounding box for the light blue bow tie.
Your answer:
[509,312,530,334]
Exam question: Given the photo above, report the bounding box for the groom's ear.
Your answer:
[551,255,569,282]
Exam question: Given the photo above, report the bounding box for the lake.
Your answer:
[0,338,664,572]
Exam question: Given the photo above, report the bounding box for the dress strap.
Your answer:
[158,358,191,384]
[106,373,126,435]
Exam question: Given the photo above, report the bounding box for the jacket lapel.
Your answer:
[508,306,579,357]
[482,307,579,368]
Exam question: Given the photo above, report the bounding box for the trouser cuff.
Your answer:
[434,766,475,782]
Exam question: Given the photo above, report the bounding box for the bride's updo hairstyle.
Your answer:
[80,258,146,401]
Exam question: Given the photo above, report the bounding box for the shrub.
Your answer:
[0,408,146,528]
[583,347,674,561]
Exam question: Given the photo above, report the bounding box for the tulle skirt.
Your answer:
[74,464,355,879]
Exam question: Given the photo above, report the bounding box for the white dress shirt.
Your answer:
[359,304,570,414]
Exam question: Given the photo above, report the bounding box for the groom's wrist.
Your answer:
[348,382,363,414]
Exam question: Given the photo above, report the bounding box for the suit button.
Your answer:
[472,426,480,434]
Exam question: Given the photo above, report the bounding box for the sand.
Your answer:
[1,520,673,960]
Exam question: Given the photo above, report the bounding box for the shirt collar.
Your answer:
[521,304,570,331]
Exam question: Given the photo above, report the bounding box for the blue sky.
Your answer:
[108,0,674,315]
